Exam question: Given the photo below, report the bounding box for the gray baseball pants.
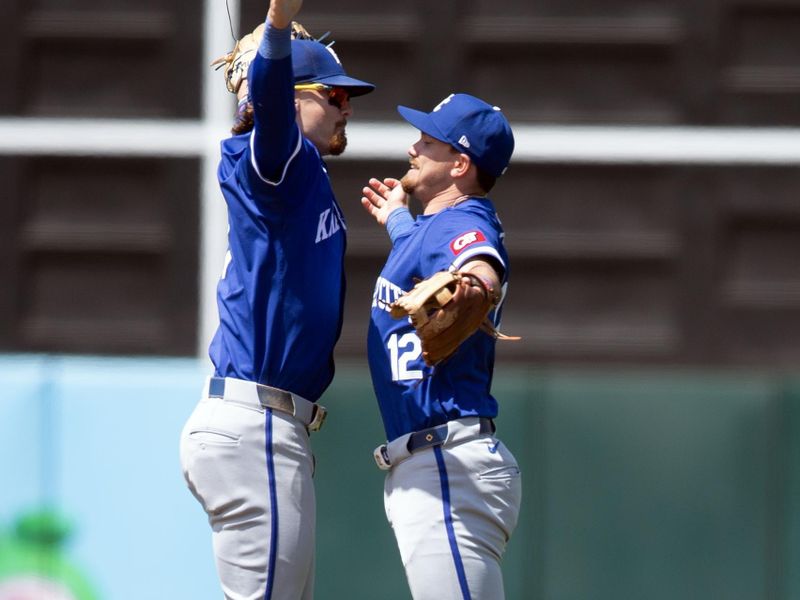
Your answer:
[180,386,315,600]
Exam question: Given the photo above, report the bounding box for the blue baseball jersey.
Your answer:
[368,198,509,441]
[208,35,345,402]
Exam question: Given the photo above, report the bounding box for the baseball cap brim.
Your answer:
[308,74,375,97]
[397,106,451,143]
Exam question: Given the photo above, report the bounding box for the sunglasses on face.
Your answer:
[294,83,350,109]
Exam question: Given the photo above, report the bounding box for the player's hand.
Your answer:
[361,177,409,226]
[269,0,302,30]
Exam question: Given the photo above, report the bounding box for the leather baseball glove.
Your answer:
[390,271,518,367]
[212,21,314,94]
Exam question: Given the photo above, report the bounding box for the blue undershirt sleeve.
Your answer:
[386,208,415,244]
[248,20,300,183]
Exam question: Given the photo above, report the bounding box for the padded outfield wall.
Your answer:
[0,355,798,600]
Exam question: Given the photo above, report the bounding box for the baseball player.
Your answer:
[179,1,374,598]
[360,93,522,599]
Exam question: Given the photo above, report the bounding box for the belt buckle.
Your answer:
[373,444,391,470]
[308,404,327,432]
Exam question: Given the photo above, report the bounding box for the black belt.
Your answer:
[407,417,495,453]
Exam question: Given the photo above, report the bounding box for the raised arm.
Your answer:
[268,0,302,29]
[247,0,303,183]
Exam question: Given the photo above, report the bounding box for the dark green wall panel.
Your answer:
[313,366,792,600]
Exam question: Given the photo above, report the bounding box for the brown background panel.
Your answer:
[1,0,201,118]
[717,167,800,213]
[25,158,178,228]
[2,0,799,124]
[495,164,685,362]
[498,164,682,239]
[715,166,800,314]
[234,0,800,125]
[723,220,800,297]
[499,260,679,362]
[470,0,688,18]
[0,159,21,349]
[719,4,800,124]
[319,40,418,121]
[468,44,682,124]
[0,1,22,115]
[724,6,800,67]
[28,38,175,118]
[720,93,800,125]
[4,156,200,355]
[714,309,800,366]
[713,193,800,367]
[19,253,168,353]
[29,0,170,9]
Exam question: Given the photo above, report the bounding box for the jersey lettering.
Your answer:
[315,207,343,243]
[372,276,406,311]
[450,230,486,254]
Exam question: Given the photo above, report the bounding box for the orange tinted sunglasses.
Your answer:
[294,83,350,109]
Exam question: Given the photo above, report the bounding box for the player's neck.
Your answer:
[422,189,486,215]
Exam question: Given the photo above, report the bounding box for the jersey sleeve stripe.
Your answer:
[249,128,303,187]
[449,245,506,273]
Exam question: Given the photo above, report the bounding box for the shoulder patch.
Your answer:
[449,230,486,255]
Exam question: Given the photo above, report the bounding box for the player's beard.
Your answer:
[400,170,417,194]
[328,125,347,156]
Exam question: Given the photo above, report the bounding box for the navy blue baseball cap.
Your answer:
[397,93,515,178]
[292,40,375,97]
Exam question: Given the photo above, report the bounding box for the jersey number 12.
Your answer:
[387,333,423,381]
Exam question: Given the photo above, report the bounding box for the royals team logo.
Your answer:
[449,230,486,255]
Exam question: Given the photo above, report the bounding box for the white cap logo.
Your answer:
[433,94,455,112]
[325,45,342,65]
[458,135,470,148]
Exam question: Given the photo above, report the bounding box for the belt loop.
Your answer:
[307,404,327,432]
[208,377,225,398]
[373,444,391,470]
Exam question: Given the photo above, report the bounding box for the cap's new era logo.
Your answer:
[458,135,470,148]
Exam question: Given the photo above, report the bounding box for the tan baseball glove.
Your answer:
[390,271,518,367]
[211,21,314,94]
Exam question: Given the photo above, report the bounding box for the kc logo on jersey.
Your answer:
[450,230,486,255]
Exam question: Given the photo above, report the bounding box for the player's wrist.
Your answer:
[386,207,414,243]
[463,273,499,305]
[262,19,291,59]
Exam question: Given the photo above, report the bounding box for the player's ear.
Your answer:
[450,153,472,179]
